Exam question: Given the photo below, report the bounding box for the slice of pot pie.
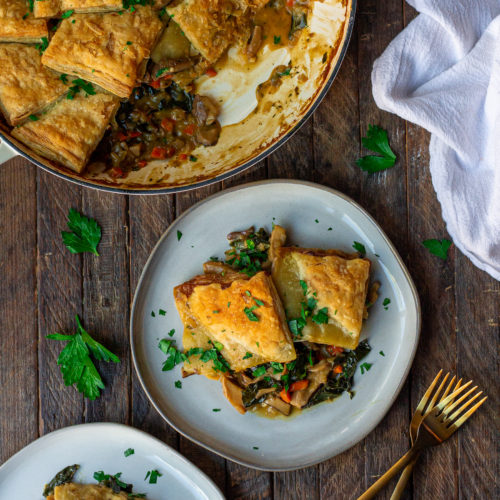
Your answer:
[0,0,48,43]
[270,226,371,350]
[12,92,120,172]
[34,0,123,18]
[41,7,164,98]
[48,483,129,500]
[174,267,296,381]
[0,44,68,126]
[166,0,251,64]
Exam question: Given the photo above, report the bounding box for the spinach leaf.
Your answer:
[43,465,79,497]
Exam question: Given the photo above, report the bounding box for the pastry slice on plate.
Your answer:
[174,266,296,381]
[34,0,123,18]
[41,7,164,98]
[0,0,48,43]
[0,44,67,126]
[270,225,371,350]
[12,92,120,173]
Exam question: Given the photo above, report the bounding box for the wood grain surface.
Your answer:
[0,1,498,499]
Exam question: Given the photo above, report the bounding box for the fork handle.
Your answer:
[357,446,421,500]
[390,453,421,500]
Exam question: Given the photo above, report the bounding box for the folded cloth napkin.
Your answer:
[372,0,500,280]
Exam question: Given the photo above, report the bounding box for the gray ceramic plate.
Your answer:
[0,423,224,500]
[131,180,421,470]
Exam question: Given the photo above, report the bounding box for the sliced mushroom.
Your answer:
[255,387,277,400]
[221,376,246,414]
[264,395,291,416]
[192,95,220,126]
[290,360,331,409]
[268,224,287,264]
[195,121,221,146]
[227,227,254,242]
[247,25,263,59]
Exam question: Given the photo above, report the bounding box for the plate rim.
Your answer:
[0,422,225,500]
[130,179,422,471]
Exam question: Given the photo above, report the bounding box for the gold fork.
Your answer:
[390,370,462,499]
[358,378,487,500]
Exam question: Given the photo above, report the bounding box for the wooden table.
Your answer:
[0,1,498,499]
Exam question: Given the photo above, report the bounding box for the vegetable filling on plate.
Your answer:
[162,224,378,417]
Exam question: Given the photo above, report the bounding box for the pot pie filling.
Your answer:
[0,0,320,178]
[167,225,377,418]
[43,464,146,499]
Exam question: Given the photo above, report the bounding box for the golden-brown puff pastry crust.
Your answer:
[0,0,48,43]
[0,44,67,126]
[52,483,128,499]
[12,92,119,172]
[174,270,296,378]
[41,8,164,98]
[272,247,371,350]
[167,0,251,63]
[34,0,123,18]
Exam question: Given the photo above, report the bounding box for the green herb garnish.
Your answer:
[356,124,396,173]
[360,362,373,374]
[174,380,182,389]
[144,469,162,484]
[422,238,452,260]
[177,230,182,241]
[124,448,134,457]
[46,315,119,400]
[61,208,101,255]
[244,306,259,322]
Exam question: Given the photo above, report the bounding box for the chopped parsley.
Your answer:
[60,74,68,84]
[176,230,182,241]
[225,227,269,277]
[212,408,221,412]
[174,380,182,389]
[67,78,96,100]
[360,362,373,374]
[167,329,175,337]
[379,351,385,356]
[28,114,39,121]
[299,280,308,295]
[383,298,391,310]
[356,124,397,173]
[61,9,74,18]
[124,448,134,457]
[159,309,166,316]
[151,311,155,317]
[243,352,253,359]
[244,306,259,322]
[144,469,162,484]
[352,241,366,254]
[274,35,281,44]
[36,36,49,55]
[252,365,267,377]
[312,307,328,324]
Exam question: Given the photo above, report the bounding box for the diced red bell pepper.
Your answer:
[206,67,218,77]
[183,124,196,136]
[161,117,175,133]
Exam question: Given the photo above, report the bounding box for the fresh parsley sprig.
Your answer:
[356,124,396,173]
[47,315,120,400]
[62,208,102,255]
[423,238,452,260]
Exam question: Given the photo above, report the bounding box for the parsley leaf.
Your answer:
[356,125,396,173]
[124,448,134,457]
[61,208,102,255]
[177,230,182,241]
[61,9,74,18]
[244,306,259,322]
[243,352,253,359]
[312,307,329,324]
[299,280,308,295]
[360,362,373,374]
[174,380,182,389]
[422,238,452,260]
[352,241,366,254]
[383,298,391,310]
[144,469,162,484]
[46,315,119,400]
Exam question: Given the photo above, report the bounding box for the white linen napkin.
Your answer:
[372,0,500,280]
